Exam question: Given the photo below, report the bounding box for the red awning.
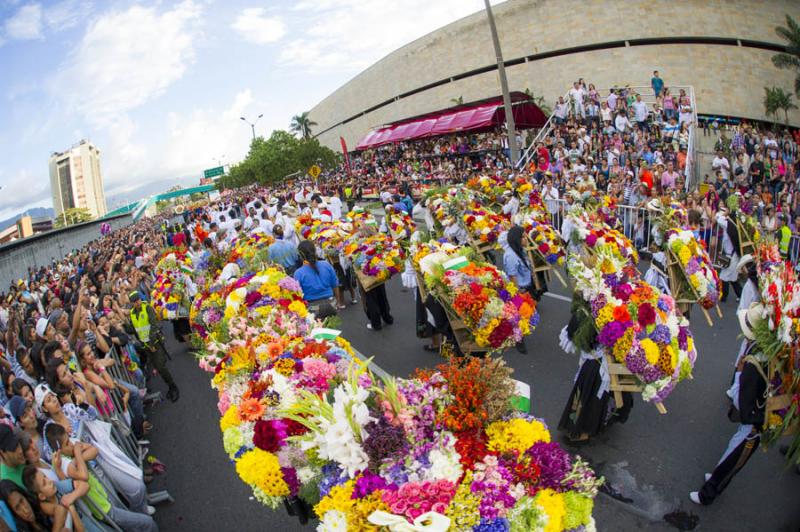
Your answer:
[355,99,546,150]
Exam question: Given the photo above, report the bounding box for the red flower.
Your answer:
[638,303,656,326]
[253,419,284,452]
[538,243,549,253]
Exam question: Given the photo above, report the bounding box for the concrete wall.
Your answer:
[309,0,800,151]
[0,214,133,290]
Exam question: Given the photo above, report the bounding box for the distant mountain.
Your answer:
[0,207,55,231]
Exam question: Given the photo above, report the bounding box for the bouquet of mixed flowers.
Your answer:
[465,174,513,204]
[384,205,416,241]
[229,232,276,271]
[151,249,194,320]
[750,243,800,458]
[569,214,639,266]
[345,207,378,229]
[568,248,697,405]
[665,229,721,309]
[424,254,539,351]
[295,214,319,240]
[462,202,510,246]
[514,199,566,267]
[343,233,405,287]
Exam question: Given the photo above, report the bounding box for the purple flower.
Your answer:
[281,467,300,496]
[649,325,671,345]
[678,327,689,351]
[657,297,670,312]
[527,441,571,489]
[362,417,408,471]
[625,348,647,374]
[318,463,349,498]
[352,471,391,498]
[598,321,626,347]
[473,518,510,532]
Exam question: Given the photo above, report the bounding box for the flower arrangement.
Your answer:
[568,248,697,404]
[294,214,318,240]
[568,213,639,266]
[749,243,800,462]
[170,202,600,530]
[385,205,416,241]
[666,229,721,309]
[514,198,566,267]
[151,249,193,320]
[343,233,405,284]
[424,254,539,351]
[465,174,513,204]
[462,202,511,245]
[229,232,276,271]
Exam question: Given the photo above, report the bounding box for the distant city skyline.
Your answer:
[0,0,496,220]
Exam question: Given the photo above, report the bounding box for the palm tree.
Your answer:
[523,88,552,116]
[772,15,800,96]
[450,96,464,106]
[290,112,317,140]
[764,87,781,127]
[764,86,797,127]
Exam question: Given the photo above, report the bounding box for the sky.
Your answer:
[0,0,497,219]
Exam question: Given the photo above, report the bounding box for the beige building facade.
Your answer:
[309,0,800,151]
[49,140,107,220]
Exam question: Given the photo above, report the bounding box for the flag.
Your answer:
[443,255,469,271]
[509,379,531,413]
[312,328,341,340]
[340,137,352,177]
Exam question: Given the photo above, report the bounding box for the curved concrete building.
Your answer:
[309,0,800,151]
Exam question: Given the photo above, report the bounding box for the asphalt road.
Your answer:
[146,273,800,532]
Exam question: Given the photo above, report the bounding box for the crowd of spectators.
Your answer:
[0,221,174,531]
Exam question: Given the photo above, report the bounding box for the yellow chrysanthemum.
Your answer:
[641,338,660,365]
[314,481,356,517]
[288,300,308,317]
[219,405,241,432]
[596,304,615,328]
[486,418,550,453]
[535,489,566,532]
[235,449,289,496]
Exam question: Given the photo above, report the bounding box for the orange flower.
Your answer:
[266,339,287,360]
[612,305,631,323]
[238,398,266,422]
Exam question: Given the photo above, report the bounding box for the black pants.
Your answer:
[722,281,742,301]
[142,342,177,390]
[699,426,761,504]
[171,317,191,341]
[364,284,392,329]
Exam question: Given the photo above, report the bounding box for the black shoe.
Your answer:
[516,341,527,354]
[166,387,180,402]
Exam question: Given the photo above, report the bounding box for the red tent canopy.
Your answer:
[355,94,546,150]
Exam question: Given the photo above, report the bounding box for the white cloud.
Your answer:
[278,0,490,71]
[231,7,285,45]
[0,169,50,220]
[43,0,92,31]
[5,3,43,40]
[51,0,202,126]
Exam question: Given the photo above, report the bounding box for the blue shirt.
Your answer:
[268,240,300,271]
[293,261,339,301]
[503,249,532,289]
[651,76,663,94]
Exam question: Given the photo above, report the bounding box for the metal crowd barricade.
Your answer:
[76,422,126,532]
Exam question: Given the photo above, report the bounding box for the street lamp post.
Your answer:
[483,0,519,167]
[240,114,264,140]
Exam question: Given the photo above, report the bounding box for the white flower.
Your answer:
[424,448,463,483]
[318,510,348,532]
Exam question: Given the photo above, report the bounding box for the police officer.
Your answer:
[129,292,180,402]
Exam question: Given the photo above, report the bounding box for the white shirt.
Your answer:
[600,107,612,122]
[502,196,520,216]
[607,93,618,110]
[712,156,731,179]
[615,115,631,132]
[569,87,584,105]
[632,101,649,122]
[328,197,342,220]
[554,102,568,119]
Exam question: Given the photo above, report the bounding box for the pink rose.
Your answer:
[431,502,448,514]
[408,507,424,521]
[392,500,408,514]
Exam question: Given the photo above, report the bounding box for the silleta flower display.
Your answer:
[569,247,697,404]
[182,230,600,531]
[151,249,193,320]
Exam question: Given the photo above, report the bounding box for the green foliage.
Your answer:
[450,96,464,105]
[773,15,800,96]
[54,207,93,228]
[217,130,339,189]
[524,87,553,116]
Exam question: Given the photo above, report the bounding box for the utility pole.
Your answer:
[240,114,263,141]
[484,0,518,167]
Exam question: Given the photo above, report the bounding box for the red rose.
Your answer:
[637,302,656,326]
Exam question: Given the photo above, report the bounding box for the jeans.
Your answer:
[119,380,145,438]
[108,506,158,532]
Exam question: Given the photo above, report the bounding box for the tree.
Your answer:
[289,112,318,140]
[764,86,797,127]
[54,207,92,228]
[523,88,552,116]
[217,130,339,190]
[772,15,800,96]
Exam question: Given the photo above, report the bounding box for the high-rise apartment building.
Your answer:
[49,140,107,220]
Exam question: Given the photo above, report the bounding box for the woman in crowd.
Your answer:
[293,240,339,319]
[501,226,533,354]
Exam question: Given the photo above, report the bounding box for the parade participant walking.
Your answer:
[501,227,532,354]
[293,241,339,319]
[716,207,743,302]
[690,303,768,506]
[129,293,179,402]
